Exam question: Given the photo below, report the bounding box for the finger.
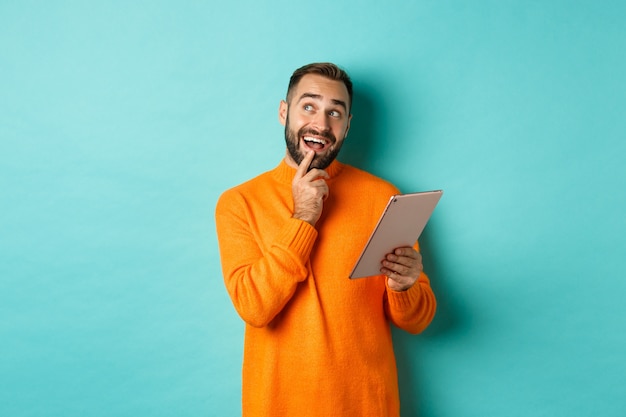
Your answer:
[318,180,330,200]
[387,270,406,282]
[393,247,420,259]
[382,251,422,277]
[294,150,315,180]
[382,261,410,277]
[382,269,409,286]
[386,248,420,264]
[303,167,330,183]
[385,269,418,292]
[386,254,421,270]
[305,178,329,199]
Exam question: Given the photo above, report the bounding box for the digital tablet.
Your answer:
[349,190,443,279]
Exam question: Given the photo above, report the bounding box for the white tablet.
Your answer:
[349,190,443,279]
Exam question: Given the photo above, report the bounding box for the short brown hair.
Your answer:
[286,62,353,113]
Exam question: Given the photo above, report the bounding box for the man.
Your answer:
[215,62,436,417]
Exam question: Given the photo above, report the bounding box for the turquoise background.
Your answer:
[1,1,625,416]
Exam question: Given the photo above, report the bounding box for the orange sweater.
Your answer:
[215,159,436,417]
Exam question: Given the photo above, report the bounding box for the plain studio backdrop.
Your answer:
[1,1,625,416]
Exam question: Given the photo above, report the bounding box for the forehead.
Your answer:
[291,74,350,104]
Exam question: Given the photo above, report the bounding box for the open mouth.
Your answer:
[302,135,330,152]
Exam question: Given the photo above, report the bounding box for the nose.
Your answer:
[311,111,330,131]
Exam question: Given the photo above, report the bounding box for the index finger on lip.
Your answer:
[295,150,315,179]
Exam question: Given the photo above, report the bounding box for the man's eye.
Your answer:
[329,110,341,118]
[304,104,314,111]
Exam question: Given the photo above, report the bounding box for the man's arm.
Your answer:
[216,194,317,328]
[215,151,328,328]
[382,244,437,334]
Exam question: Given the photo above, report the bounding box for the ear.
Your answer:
[278,100,288,126]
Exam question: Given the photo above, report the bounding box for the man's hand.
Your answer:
[381,247,423,291]
[291,151,329,226]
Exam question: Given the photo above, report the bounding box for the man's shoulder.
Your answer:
[225,170,272,192]
[216,162,286,211]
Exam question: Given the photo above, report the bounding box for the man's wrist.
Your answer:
[292,212,316,227]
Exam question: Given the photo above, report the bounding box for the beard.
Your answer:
[284,115,344,171]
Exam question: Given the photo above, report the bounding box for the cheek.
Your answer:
[290,115,309,131]
[335,122,350,138]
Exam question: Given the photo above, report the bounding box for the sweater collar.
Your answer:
[272,158,344,183]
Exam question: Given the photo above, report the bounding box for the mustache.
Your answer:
[298,127,336,144]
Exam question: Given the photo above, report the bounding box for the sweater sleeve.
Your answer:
[384,271,436,334]
[383,241,437,334]
[215,190,317,328]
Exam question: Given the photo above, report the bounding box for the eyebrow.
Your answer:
[298,93,348,112]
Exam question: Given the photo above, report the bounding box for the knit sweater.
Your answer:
[215,159,436,417]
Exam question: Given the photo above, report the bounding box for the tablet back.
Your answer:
[349,190,443,279]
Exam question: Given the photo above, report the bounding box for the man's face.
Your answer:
[279,74,352,170]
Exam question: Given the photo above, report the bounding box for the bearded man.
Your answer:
[215,62,436,417]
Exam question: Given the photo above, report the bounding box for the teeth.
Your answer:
[304,136,326,145]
